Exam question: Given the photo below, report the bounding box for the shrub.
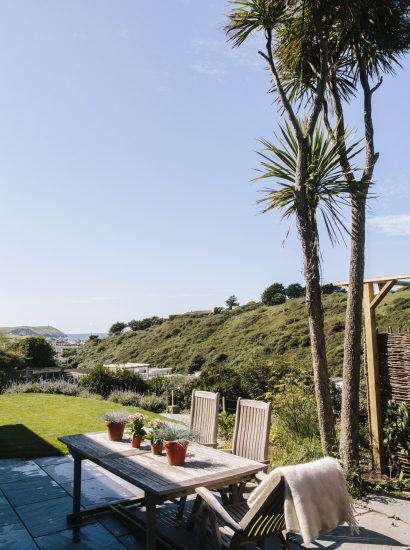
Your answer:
[285,283,305,299]
[79,365,147,397]
[12,337,56,370]
[270,380,319,439]
[109,390,142,407]
[197,365,243,404]
[261,283,285,305]
[138,394,166,413]
[238,362,273,399]
[218,412,235,442]
[3,378,97,398]
[213,307,223,314]
[108,322,127,335]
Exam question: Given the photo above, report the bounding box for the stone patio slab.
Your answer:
[15,494,74,537]
[358,492,410,525]
[0,494,20,527]
[1,474,67,507]
[0,521,38,549]
[35,522,127,549]
[61,475,135,507]
[0,459,47,484]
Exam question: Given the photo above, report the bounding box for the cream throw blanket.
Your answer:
[247,457,358,543]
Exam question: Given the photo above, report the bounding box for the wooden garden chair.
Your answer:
[231,398,271,463]
[175,390,219,519]
[194,476,288,549]
[190,390,220,447]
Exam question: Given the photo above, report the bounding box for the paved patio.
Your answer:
[0,456,409,549]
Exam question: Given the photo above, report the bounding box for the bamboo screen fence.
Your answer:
[378,331,410,475]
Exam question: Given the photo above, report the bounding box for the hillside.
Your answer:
[0,325,65,338]
[71,288,410,376]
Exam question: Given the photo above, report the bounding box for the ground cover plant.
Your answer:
[0,393,161,458]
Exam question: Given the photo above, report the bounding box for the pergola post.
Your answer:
[335,273,410,475]
[363,282,386,474]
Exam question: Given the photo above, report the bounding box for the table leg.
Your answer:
[67,453,82,524]
[145,494,157,550]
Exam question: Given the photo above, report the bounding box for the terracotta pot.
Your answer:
[151,442,163,455]
[131,435,142,448]
[164,440,188,466]
[105,422,125,441]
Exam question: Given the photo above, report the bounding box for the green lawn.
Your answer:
[0,393,160,458]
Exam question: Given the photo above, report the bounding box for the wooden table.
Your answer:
[59,432,266,550]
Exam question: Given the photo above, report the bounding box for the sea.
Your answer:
[65,333,108,341]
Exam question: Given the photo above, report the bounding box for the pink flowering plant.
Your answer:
[144,419,166,445]
[127,412,147,437]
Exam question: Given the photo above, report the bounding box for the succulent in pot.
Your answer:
[100,410,130,441]
[127,412,147,448]
[154,423,196,466]
[143,419,167,455]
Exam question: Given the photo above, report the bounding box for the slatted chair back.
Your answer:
[239,478,286,542]
[231,398,271,463]
[190,390,220,447]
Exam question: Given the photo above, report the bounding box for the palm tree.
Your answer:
[225,0,343,454]
[248,0,410,471]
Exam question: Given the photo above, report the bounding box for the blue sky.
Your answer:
[0,1,409,333]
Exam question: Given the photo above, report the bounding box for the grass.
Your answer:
[0,393,161,458]
[71,288,410,376]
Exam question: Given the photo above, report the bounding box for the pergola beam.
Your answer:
[370,280,397,310]
[334,273,410,287]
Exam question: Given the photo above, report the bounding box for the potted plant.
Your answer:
[127,412,147,448]
[100,410,130,441]
[144,419,166,455]
[155,423,196,466]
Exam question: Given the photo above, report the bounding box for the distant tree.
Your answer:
[109,322,126,335]
[128,317,165,332]
[261,283,286,305]
[13,337,56,370]
[88,334,100,342]
[79,365,147,397]
[213,306,223,314]
[285,283,305,299]
[321,283,346,295]
[225,295,239,309]
[238,363,273,399]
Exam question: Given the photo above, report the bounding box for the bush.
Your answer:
[12,337,56,370]
[238,362,272,399]
[109,322,127,335]
[261,283,286,305]
[198,365,243,404]
[285,283,305,299]
[79,365,148,398]
[4,379,97,398]
[138,394,166,413]
[109,390,142,407]
[218,412,236,442]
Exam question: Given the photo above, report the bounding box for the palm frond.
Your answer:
[254,121,364,245]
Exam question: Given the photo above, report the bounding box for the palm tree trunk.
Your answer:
[339,194,366,468]
[295,147,336,455]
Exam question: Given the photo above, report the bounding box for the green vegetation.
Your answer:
[0,325,64,338]
[0,393,159,458]
[70,288,410,377]
[79,365,147,397]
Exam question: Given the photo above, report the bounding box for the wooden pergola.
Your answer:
[335,274,410,473]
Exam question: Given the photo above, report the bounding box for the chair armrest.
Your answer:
[195,487,241,531]
[255,471,268,483]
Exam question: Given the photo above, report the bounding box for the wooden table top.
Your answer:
[59,432,266,497]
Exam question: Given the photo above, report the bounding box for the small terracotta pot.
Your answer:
[151,442,163,455]
[131,435,142,448]
[106,422,125,441]
[164,440,188,466]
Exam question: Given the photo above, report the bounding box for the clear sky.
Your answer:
[0,1,409,333]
